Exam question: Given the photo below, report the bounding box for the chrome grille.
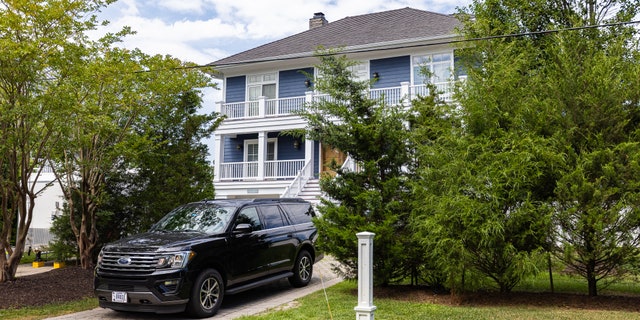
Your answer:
[99,251,157,274]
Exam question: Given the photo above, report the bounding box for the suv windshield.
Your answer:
[150,203,237,234]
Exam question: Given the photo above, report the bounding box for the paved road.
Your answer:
[41,257,341,320]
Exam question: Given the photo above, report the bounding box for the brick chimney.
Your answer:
[309,12,328,29]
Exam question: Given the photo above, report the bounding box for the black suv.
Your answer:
[94,198,321,318]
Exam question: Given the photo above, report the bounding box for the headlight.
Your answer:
[156,251,195,269]
[97,249,104,266]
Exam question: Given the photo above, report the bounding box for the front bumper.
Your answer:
[96,289,188,314]
[94,268,193,314]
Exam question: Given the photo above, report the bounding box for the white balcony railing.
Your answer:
[218,81,455,120]
[219,159,305,181]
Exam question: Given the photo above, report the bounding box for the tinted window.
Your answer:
[236,207,262,231]
[260,205,286,229]
[283,203,314,224]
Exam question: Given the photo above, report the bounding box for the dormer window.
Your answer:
[247,72,277,100]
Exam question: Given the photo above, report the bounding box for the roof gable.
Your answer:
[212,7,461,68]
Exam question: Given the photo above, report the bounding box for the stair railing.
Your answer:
[281,159,313,198]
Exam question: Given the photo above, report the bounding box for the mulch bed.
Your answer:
[2,267,640,313]
[0,266,94,309]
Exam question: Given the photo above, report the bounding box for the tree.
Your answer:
[409,81,559,292]
[0,0,114,282]
[448,0,640,296]
[100,89,221,240]
[545,16,640,296]
[51,48,217,269]
[298,51,416,285]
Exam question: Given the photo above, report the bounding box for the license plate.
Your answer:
[112,291,127,303]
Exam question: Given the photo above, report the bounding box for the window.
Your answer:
[283,203,314,224]
[349,62,370,82]
[247,72,277,100]
[315,62,370,84]
[412,53,453,85]
[260,205,286,229]
[236,207,262,231]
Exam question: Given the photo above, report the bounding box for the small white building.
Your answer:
[26,166,64,249]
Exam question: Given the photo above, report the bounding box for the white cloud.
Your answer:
[156,0,205,14]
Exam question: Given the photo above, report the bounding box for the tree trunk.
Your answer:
[587,262,598,297]
[547,252,554,293]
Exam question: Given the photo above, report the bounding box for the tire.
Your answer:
[289,250,313,287]
[186,269,224,318]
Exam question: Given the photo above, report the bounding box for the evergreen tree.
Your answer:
[423,0,640,296]
[299,52,416,285]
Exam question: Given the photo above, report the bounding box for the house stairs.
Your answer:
[295,179,323,205]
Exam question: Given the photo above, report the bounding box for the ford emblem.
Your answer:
[117,257,132,265]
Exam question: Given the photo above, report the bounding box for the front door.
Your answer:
[321,144,346,177]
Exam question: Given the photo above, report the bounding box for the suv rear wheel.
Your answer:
[289,250,313,287]
[187,269,224,318]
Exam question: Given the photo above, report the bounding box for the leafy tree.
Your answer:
[100,89,221,240]
[50,48,217,269]
[0,0,114,282]
[298,51,416,285]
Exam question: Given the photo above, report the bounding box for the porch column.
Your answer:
[258,96,267,118]
[213,134,223,182]
[257,131,266,180]
[304,139,314,178]
[305,90,314,104]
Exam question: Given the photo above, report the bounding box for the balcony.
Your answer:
[218,159,306,181]
[217,82,454,120]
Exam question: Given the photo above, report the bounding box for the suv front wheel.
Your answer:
[187,268,224,318]
[289,250,313,287]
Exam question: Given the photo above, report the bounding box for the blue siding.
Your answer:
[224,134,257,162]
[223,135,255,162]
[313,141,320,178]
[277,135,305,160]
[225,76,246,102]
[279,68,314,98]
[224,133,306,163]
[370,56,410,88]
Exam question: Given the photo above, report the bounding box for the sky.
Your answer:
[92,0,471,157]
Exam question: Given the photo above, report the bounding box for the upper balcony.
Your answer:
[216,81,454,121]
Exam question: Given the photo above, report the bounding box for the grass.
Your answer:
[235,279,640,320]
[0,297,98,320]
[3,271,639,320]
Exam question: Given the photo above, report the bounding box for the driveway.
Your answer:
[45,256,342,320]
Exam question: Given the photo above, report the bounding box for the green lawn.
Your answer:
[0,297,97,320]
[2,273,639,320]
[235,281,639,320]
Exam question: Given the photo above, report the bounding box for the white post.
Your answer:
[400,81,410,107]
[213,134,222,182]
[355,232,376,320]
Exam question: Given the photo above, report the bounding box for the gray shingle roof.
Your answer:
[211,7,461,67]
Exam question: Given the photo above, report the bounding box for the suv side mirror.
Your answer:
[233,223,252,233]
